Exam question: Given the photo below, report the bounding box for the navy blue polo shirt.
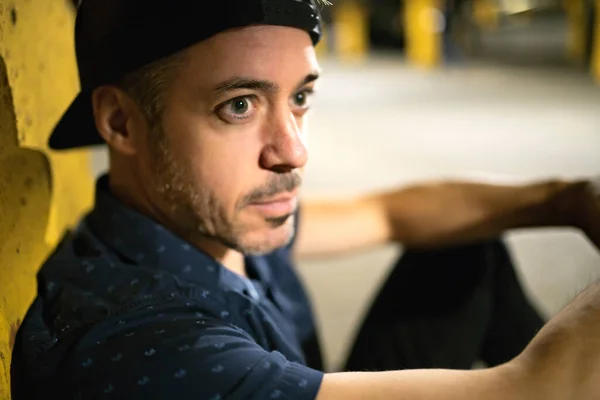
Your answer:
[11,176,324,399]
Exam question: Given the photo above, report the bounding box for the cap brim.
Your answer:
[48,90,104,150]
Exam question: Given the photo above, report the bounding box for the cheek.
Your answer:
[168,122,265,210]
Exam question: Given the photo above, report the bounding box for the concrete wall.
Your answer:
[0,0,94,397]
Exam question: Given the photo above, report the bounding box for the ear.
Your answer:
[91,86,146,156]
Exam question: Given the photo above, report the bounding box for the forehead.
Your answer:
[176,25,320,87]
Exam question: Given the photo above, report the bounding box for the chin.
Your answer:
[239,217,296,255]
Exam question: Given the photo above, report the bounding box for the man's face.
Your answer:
[140,25,319,255]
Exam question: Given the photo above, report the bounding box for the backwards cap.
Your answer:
[49,0,325,150]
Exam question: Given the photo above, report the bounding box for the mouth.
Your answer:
[248,190,299,217]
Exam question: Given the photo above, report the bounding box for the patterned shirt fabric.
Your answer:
[11,176,324,400]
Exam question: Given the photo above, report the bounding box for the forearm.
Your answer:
[379,179,589,248]
[295,196,391,258]
[294,178,590,258]
[317,365,539,400]
[518,280,600,400]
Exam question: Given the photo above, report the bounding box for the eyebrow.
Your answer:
[213,72,320,94]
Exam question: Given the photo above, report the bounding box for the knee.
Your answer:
[400,237,509,263]
[393,237,513,285]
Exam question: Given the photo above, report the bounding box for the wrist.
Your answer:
[552,179,592,229]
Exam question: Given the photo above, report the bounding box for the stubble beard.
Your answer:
[148,124,301,255]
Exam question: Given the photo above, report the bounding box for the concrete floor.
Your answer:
[91,36,600,371]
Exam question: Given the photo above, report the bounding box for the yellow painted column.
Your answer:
[315,25,330,58]
[564,0,588,64]
[404,0,445,68]
[473,0,500,30]
[332,0,369,61]
[592,0,600,82]
[0,0,94,397]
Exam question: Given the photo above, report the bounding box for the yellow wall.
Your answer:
[0,0,94,398]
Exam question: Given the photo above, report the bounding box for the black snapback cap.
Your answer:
[49,0,324,150]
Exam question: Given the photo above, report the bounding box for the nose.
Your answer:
[259,110,308,173]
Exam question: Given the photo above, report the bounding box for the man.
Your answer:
[10,0,600,398]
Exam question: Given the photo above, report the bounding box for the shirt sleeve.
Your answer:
[60,315,324,400]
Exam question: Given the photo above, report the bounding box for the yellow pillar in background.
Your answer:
[564,0,588,64]
[0,0,94,397]
[315,26,329,58]
[332,0,369,61]
[404,0,445,68]
[473,0,500,30]
[592,0,600,82]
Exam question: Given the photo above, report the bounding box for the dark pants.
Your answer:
[344,239,545,371]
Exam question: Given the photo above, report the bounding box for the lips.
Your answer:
[252,193,295,205]
[248,191,298,217]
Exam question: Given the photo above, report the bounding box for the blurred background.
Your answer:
[1,1,600,394]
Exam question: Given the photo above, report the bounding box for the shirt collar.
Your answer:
[85,175,257,293]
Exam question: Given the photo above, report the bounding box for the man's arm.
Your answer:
[316,279,600,400]
[40,316,324,400]
[294,178,595,258]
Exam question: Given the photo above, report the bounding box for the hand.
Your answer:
[578,177,600,250]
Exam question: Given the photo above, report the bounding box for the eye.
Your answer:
[216,96,257,123]
[230,98,250,114]
[291,89,314,109]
